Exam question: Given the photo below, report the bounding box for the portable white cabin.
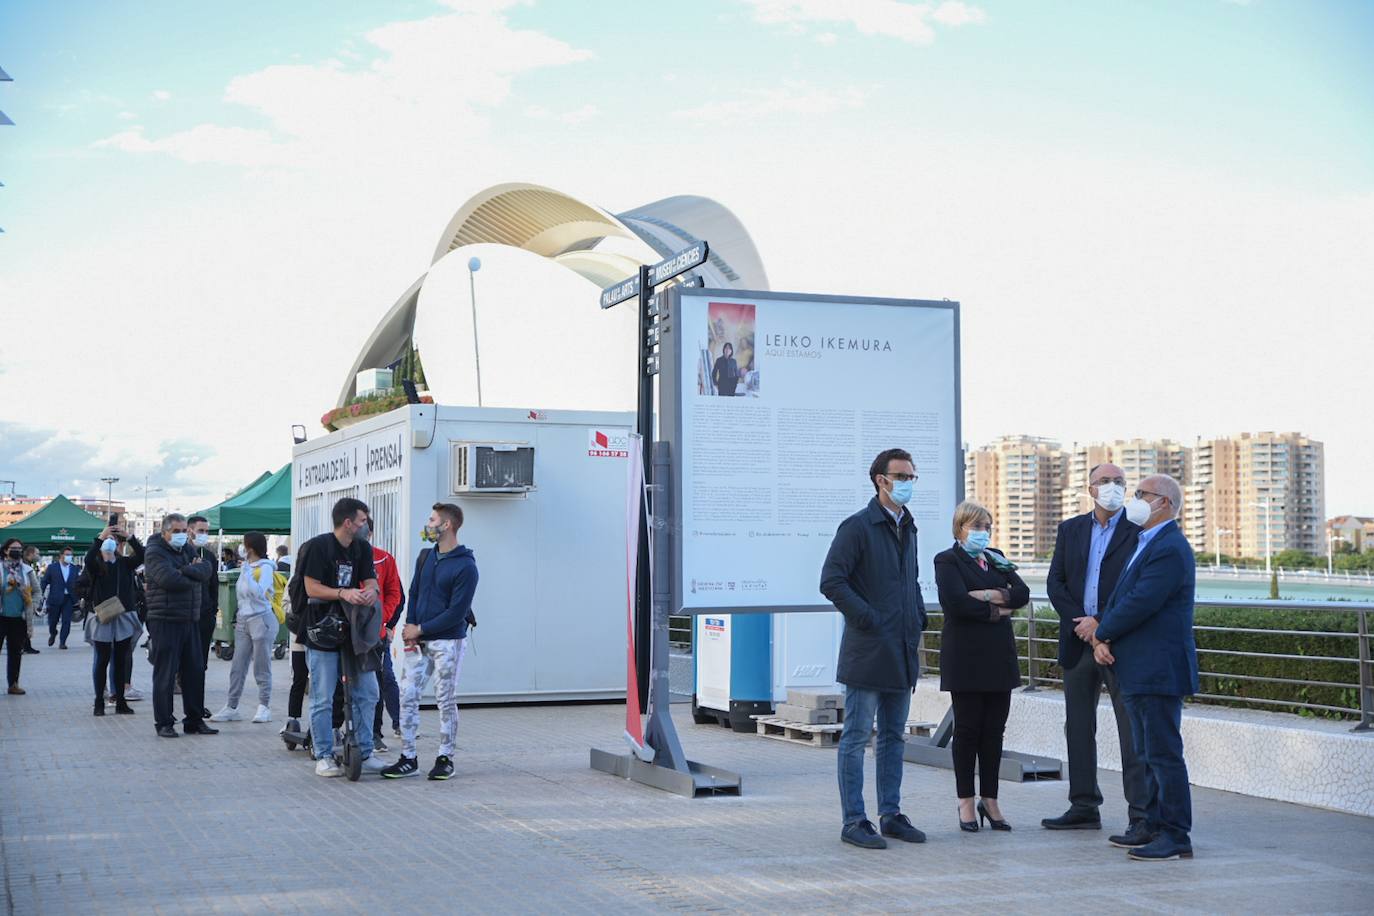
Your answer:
[290,404,633,702]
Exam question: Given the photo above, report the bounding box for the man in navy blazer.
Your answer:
[1043,463,1148,838]
[1093,474,1199,861]
[41,546,81,649]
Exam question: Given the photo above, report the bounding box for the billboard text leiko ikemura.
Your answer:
[662,287,961,615]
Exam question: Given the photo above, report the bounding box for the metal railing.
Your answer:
[919,595,1374,733]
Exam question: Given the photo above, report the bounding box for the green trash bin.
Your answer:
[214,569,240,659]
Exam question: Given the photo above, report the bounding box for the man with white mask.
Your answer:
[1043,463,1148,840]
[1092,474,1199,861]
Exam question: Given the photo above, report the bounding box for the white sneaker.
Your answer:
[124,687,144,701]
[209,705,242,722]
[251,705,272,723]
[315,758,344,778]
[361,756,390,774]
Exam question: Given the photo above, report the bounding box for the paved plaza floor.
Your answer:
[3,641,1372,914]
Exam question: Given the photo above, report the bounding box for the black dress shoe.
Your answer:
[156,726,180,738]
[1110,823,1157,848]
[23,647,39,655]
[977,800,1012,831]
[93,701,106,717]
[840,819,888,849]
[185,722,219,735]
[48,634,56,647]
[880,813,926,843]
[959,806,979,832]
[115,702,135,715]
[1042,809,1102,830]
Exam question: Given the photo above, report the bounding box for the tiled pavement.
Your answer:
[3,641,1372,914]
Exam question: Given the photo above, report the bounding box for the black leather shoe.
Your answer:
[156,726,180,738]
[959,806,979,832]
[1128,837,1192,861]
[93,701,106,717]
[23,647,39,655]
[880,813,926,843]
[1042,809,1102,830]
[115,702,135,715]
[841,820,888,849]
[48,634,56,647]
[977,800,1011,831]
[1110,823,1156,848]
[184,722,219,735]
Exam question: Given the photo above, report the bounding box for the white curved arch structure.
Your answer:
[337,182,769,410]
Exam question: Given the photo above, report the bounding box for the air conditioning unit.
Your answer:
[451,442,535,494]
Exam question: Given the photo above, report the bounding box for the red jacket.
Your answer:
[372,546,404,637]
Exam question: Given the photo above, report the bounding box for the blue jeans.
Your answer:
[1122,693,1192,846]
[306,648,378,760]
[837,687,911,826]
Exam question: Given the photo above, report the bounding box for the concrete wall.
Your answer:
[909,682,1374,817]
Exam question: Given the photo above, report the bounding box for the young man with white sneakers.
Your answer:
[382,503,478,782]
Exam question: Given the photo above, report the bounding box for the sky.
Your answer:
[0,0,1371,518]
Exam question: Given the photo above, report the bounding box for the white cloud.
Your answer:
[673,83,867,124]
[152,89,171,101]
[116,110,137,120]
[524,102,601,125]
[96,5,593,172]
[814,31,839,45]
[742,0,986,45]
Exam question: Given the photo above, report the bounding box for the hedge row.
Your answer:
[920,604,1364,720]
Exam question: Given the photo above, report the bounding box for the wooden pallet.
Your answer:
[751,715,938,749]
[752,715,843,748]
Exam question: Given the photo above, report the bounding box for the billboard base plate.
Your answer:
[590,748,742,798]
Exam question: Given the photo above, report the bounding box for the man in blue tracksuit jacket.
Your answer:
[382,502,478,782]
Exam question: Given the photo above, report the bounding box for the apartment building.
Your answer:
[965,435,1066,562]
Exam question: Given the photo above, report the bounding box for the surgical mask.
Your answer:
[61,554,73,565]
[1093,483,1125,513]
[887,479,914,506]
[1123,497,1155,527]
[963,529,991,556]
[101,539,118,554]
[356,522,371,542]
[193,533,210,547]
[169,532,189,549]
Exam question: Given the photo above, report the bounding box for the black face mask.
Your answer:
[6,550,20,560]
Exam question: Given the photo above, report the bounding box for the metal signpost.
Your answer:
[590,241,742,797]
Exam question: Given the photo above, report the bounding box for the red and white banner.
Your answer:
[622,434,646,754]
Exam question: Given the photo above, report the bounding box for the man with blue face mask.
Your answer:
[820,448,928,850]
[1043,462,1147,840]
[144,513,218,738]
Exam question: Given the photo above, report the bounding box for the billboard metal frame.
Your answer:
[660,286,963,618]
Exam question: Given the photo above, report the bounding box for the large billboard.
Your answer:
[664,287,961,614]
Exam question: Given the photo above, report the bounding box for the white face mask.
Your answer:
[1123,496,1156,527]
[194,533,210,547]
[1093,483,1126,512]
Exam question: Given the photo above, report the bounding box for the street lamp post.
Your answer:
[1252,495,1275,574]
[1215,526,1232,568]
[134,474,165,539]
[1329,531,1348,577]
[100,476,120,523]
[467,255,483,407]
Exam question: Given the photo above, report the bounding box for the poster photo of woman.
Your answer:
[697,301,759,397]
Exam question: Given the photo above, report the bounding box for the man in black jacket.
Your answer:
[1042,462,1147,842]
[820,448,927,850]
[144,514,218,738]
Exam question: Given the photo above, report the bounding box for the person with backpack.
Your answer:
[382,502,478,781]
[210,532,279,724]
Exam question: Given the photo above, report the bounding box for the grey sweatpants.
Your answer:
[226,612,274,709]
[399,638,467,759]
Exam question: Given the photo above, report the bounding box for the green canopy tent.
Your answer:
[0,494,106,550]
[197,464,291,535]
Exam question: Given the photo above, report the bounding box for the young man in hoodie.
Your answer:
[383,502,478,781]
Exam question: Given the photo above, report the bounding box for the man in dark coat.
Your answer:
[144,514,217,738]
[1043,461,1147,837]
[820,448,927,850]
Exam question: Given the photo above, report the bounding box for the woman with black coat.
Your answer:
[934,500,1030,833]
[82,526,146,715]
